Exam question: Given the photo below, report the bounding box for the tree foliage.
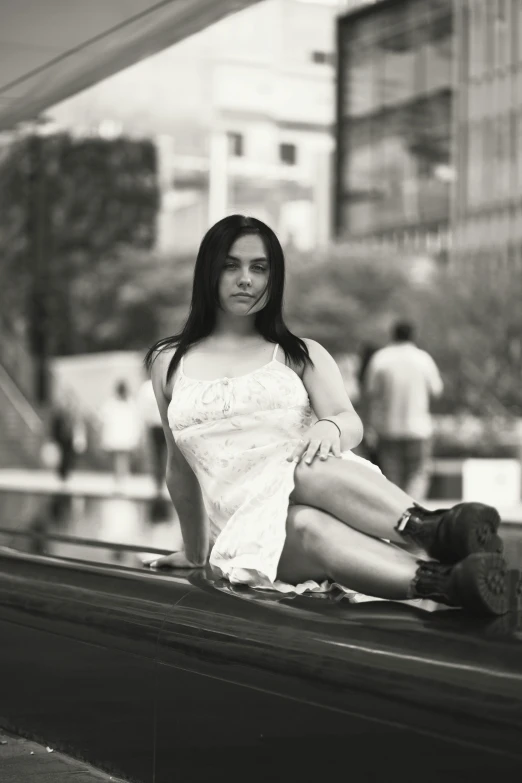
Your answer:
[404,265,522,417]
[284,245,522,417]
[0,131,160,356]
[284,244,411,355]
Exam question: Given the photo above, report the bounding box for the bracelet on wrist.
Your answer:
[316,418,341,438]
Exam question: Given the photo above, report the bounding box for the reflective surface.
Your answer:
[1,540,522,782]
[336,0,452,238]
[0,489,182,565]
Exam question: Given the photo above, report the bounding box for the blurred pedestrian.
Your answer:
[137,378,170,519]
[365,321,443,499]
[50,397,83,480]
[137,378,167,489]
[99,380,141,485]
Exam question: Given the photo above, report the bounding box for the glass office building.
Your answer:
[335,0,453,246]
[453,0,522,276]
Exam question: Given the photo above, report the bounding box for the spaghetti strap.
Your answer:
[272,343,279,362]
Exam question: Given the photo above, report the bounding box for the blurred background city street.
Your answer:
[1,0,522,564]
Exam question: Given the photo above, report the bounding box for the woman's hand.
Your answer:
[286,420,342,466]
[147,551,205,569]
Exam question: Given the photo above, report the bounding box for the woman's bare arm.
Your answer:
[150,349,210,566]
[301,338,363,451]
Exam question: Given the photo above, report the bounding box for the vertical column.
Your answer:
[208,131,228,227]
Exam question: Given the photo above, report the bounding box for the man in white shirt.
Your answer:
[365,321,443,499]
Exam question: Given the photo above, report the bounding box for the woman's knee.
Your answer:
[278,504,329,583]
[287,504,332,550]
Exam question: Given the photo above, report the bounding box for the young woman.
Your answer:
[144,215,519,615]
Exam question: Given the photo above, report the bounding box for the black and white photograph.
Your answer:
[1,1,522,781]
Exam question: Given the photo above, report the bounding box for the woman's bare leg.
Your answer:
[277,504,418,600]
[291,457,416,545]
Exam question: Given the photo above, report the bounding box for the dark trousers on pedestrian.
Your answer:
[376,437,432,500]
[57,442,75,480]
[149,426,167,492]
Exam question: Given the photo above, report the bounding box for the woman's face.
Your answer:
[218,233,270,316]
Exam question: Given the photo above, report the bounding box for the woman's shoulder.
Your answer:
[300,337,330,363]
[149,343,179,397]
[283,337,321,379]
[297,338,339,378]
[301,337,323,352]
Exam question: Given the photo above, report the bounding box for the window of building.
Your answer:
[380,31,418,106]
[494,0,510,70]
[466,121,484,207]
[345,45,378,116]
[280,143,297,165]
[423,10,453,92]
[311,51,335,65]
[516,0,522,66]
[516,109,522,195]
[493,113,511,199]
[469,0,486,78]
[227,132,244,157]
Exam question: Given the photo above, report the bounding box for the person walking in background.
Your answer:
[365,321,443,500]
[137,378,167,490]
[50,400,76,481]
[49,395,87,481]
[99,380,141,486]
[137,378,169,519]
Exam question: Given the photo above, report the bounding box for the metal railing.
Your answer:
[0,528,170,558]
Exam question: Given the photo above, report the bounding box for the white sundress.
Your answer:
[167,342,387,598]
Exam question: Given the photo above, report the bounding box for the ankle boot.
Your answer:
[395,502,503,564]
[409,553,518,615]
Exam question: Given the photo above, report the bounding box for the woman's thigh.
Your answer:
[276,504,331,584]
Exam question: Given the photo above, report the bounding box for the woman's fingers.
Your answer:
[287,438,308,463]
[318,443,331,460]
[287,437,342,465]
[331,440,342,458]
[302,439,321,464]
[148,551,189,569]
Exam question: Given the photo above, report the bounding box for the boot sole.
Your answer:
[455,553,519,615]
[449,504,503,563]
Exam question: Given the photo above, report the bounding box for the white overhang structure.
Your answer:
[0,0,262,131]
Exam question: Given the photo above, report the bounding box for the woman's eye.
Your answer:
[224,263,266,271]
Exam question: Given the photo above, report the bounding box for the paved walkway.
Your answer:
[0,728,128,782]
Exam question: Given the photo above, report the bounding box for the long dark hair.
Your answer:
[144,214,313,383]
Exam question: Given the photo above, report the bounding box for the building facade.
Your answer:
[48,0,353,254]
[335,0,453,254]
[453,0,522,278]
